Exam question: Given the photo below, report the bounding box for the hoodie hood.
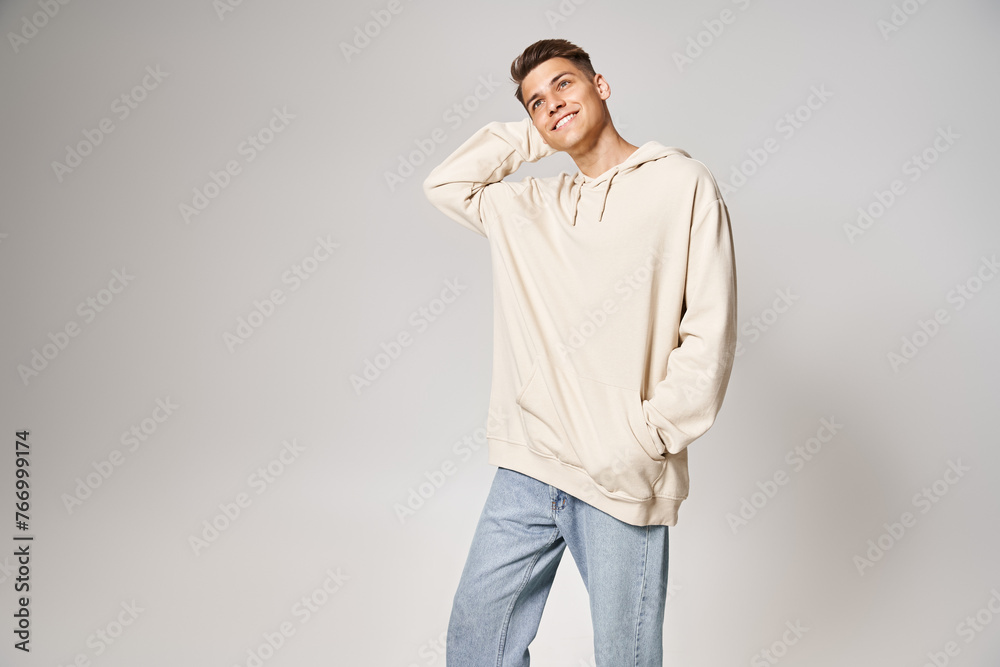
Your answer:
[571,142,692,225]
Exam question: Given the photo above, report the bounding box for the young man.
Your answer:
[422,39,737,666]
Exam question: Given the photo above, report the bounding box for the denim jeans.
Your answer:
[447,466,670,666]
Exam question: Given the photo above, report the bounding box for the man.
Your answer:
[422,38,737,666]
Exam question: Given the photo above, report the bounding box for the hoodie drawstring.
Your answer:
[573,169,619,225]
[568,144,688,226]
[572,179,582,226]
[597,170,617,222]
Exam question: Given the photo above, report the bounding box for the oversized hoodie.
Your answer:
[422,117,737,526]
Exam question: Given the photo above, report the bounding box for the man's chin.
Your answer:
[543,133,570,150]
[547,137,573,153]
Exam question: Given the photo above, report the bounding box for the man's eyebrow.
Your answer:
[525,71,573,108]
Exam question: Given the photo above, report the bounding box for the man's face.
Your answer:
[522,57,609,152]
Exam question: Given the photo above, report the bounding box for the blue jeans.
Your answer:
[447,466,670,666]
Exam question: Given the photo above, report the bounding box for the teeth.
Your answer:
[555,113,576,129]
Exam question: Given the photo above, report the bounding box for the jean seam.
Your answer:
[632,526,651,667]
[495,526,561,667]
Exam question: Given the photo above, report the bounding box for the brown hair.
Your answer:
[510,38,597,109]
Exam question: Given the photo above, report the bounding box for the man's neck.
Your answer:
[568,126,640,178]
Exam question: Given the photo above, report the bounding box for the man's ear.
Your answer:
[595,73,611,101]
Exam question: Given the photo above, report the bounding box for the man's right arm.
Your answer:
[422,117,557,237]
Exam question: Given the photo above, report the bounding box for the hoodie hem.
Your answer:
[487,436,683,527]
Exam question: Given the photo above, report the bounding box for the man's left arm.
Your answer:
[643,193,738,456]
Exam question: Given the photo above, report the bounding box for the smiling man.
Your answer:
[422,38,737,666]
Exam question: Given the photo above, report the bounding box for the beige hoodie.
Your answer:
[422,117,737,526]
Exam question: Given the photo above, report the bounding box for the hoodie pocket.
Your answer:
[515,360,667,500]
[515,361,581,467]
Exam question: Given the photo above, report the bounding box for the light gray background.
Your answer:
[2,0,999,665]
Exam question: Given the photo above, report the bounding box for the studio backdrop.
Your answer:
[1,0,998,665]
